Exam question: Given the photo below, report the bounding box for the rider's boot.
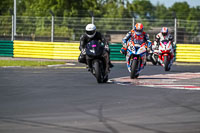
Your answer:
[109,61,114,68]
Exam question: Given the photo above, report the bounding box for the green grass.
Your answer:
[0,60,66,67]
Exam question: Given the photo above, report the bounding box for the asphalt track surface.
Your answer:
[0,62,200,133]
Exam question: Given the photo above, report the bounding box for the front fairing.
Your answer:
[126,41,147,72]
[158,40,174,65]
[86,40,104,57]
[126,42,147,60]
[158,40,173,54]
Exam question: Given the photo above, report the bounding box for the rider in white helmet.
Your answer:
[85,23,96,38]
[153,27,175,50]
[153,27,176,63]
[78,23,113,71]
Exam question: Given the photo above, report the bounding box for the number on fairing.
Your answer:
[129,45,134,51]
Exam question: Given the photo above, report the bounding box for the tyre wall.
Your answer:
[176,44,200,62]
[0,40,13,57]
[1,40,199,62]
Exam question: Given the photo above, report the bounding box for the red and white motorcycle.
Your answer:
[157,40,174,71]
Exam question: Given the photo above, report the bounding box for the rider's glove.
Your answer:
[120,47,127,55]
[104,44,109,51]
[122,40,127,48]
[81,48,86,55]
[172,42,176,49]
[147,41,152,48]
[146,47,151,52]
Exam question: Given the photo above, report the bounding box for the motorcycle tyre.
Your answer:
[130,60,138,79]
[164,56,170,71]
[152,54,158,65]
[93,61,103,83]
[103,75,108,83]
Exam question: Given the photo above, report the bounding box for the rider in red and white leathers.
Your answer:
[153,27,175,61]
[120,23,152,55]
[153,27,175,49]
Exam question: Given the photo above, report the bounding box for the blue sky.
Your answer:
[150,0,200,7]
[129,0,200,8]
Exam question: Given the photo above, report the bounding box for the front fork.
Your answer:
[158,54,174,66]
[127,55,144,72]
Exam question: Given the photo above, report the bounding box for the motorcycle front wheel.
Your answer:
[164,56,170,71]
[93,61,103,83]
[130,59,139,79]
[103,75,108,83]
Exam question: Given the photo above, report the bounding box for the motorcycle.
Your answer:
[126,40,147,79]
[85,40,108,83]
[147,48,158,65]
[157,40,174,71]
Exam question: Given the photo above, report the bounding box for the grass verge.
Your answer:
[0,60,66,67]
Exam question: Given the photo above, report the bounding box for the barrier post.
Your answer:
[132,12,135,29]
[10,9,14,41]
[173,12,177,44]
[174,18,177,44]
[89,11,94,24]
[50,10,54,42]
[14,0,16,36]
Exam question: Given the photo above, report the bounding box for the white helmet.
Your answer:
[161,27,168,36]
[85,24,96,38]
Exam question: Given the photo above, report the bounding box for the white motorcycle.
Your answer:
[126,40,147,79]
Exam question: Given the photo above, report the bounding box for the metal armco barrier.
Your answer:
[14,41,80,60]
[0,40,14,57]
[176,44,200,62]
[110,43,125,61]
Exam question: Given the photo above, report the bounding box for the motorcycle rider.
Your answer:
[153,27,175,62]
[153,27,175,50]
[120,23,152,55]
[78,23,113,72]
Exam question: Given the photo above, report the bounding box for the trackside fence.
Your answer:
[0,15,200,62]
[1,16,200,44]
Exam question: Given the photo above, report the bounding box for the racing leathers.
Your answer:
[120,29,152,55]
[153,32,175,50]
[153,32,175,62]
[78,31,112,72]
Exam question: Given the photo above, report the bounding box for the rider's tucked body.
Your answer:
[153,27,175,63]
[78,24,113,72]
[153,27,175,50]
[120,23,152,56]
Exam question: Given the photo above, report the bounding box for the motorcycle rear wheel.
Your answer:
[152,54,158,65]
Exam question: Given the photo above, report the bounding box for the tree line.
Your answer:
[0,0,200,42]
[0,0,200,20]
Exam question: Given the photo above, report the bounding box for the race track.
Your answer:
[0,62,200,133]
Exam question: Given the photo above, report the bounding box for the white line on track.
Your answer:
[111,72,200,91]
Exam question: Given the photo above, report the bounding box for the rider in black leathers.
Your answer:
[78,24,113,72]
